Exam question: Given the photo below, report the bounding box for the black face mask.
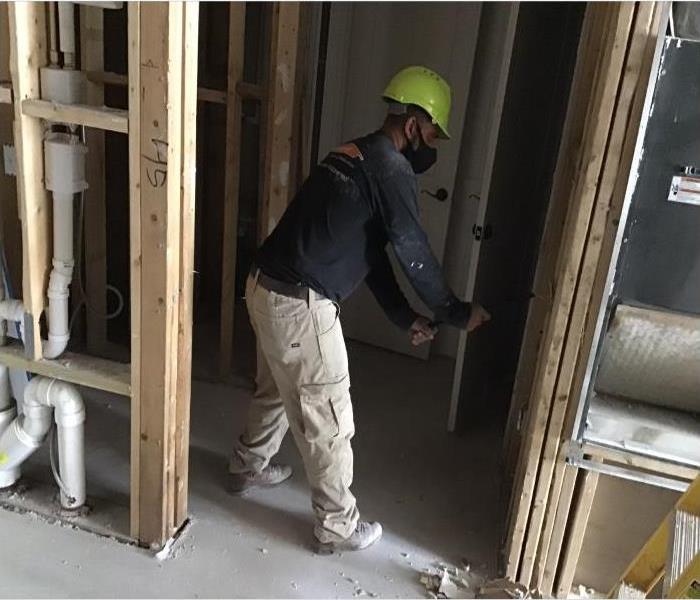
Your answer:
[403,127,437,174]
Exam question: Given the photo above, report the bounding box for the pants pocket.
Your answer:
[312,302,349,381]
[300,377,354,442]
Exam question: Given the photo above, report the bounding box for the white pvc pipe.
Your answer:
[52,192,74,267]
[0,366,16,479]
[0,365,10,412]
[32,378,85,508]
[0,300,24,324]
[43,192,74,360]
[57,2,76,69]
[0,377,85,507]
[0,384,52,488]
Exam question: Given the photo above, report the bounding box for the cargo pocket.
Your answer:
[300,377,354,442]
[312,302,349,381]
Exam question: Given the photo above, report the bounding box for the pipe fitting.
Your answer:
[0,299,25,323]
[0,377,86,507]
[0,406,17,437]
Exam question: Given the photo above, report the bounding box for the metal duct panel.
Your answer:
[596,305,700,413]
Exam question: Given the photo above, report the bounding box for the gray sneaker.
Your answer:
[227,464,293,495]
[314,521,383,555]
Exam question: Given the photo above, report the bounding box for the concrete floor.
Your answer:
[0,341,503,598]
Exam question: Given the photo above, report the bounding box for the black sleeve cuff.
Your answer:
[390,306,420,331]
[434,300,472,329]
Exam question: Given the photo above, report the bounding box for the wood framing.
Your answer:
[540,462,578,594]
[555,469,600,597]
[504,2,665,590]
[218,2,246,378]
[0,340,130,396]
[518,3,653,584]
[128,2,198,547]
[174,0,199,529]
[84,70,263,105]
[21,99,128,133]
[258,2,301,240]
[7,2,51,360]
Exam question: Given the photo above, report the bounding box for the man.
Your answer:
[228,66,491,554]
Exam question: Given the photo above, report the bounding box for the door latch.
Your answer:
[472,224,493,240]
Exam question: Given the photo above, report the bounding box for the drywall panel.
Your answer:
[573,475,679,594]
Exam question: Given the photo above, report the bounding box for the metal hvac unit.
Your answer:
[569,36,700,492]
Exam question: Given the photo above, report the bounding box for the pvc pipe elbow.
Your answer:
[49,381,85,428]
[42,335,70,360]
[27,378,84,424]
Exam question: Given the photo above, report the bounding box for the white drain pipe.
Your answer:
[0,366,18,489]
[0,377,85,508]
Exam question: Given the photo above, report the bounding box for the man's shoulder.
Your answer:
[353,132,413,181]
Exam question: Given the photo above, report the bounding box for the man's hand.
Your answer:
[467,303,491,332]
[409,316,437,346]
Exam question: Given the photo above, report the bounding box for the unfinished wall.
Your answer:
[0,3,24,297]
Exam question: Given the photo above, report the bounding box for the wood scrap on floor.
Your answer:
[419,561,485,599]
[477,577,539,599]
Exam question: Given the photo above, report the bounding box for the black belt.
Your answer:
[251,266,310,300]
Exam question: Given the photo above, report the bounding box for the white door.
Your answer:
[318,2,481,358]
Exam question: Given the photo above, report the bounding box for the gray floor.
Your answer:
[0,342,503,598]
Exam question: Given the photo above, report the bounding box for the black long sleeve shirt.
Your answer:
[255,131,471,330]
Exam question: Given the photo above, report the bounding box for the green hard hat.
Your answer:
[382,65,452,139]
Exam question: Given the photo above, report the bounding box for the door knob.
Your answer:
[421,187,449,202]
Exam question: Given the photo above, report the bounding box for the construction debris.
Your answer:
[419,563,485,599]
[477,577,537,599]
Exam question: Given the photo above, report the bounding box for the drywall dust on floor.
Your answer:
[0,342,503,598]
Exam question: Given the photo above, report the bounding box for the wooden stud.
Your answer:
[127,0,142,543]
[174,0,199,528]
[217,2,245,378]
[7,2,50,360]
[503,3,617,577]
[258,2,301,241]
[555,469,600,597]
[501,2,609,484]
[21,98,129,133]
[80,5,109,356]
[541,462,578,595]
[0,341,130,396]
[505,2,665,586]
[533,446,573,593]
[518,4,650,584]
[515,4,663,588]
[84,69,261,105]
[128,2,196,547]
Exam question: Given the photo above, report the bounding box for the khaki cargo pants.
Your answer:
[229,272,360,543]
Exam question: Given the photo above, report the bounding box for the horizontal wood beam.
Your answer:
[22,98,129,133]
[85,69,263,104]
[236,80,264,100]
[0,341,130,396]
